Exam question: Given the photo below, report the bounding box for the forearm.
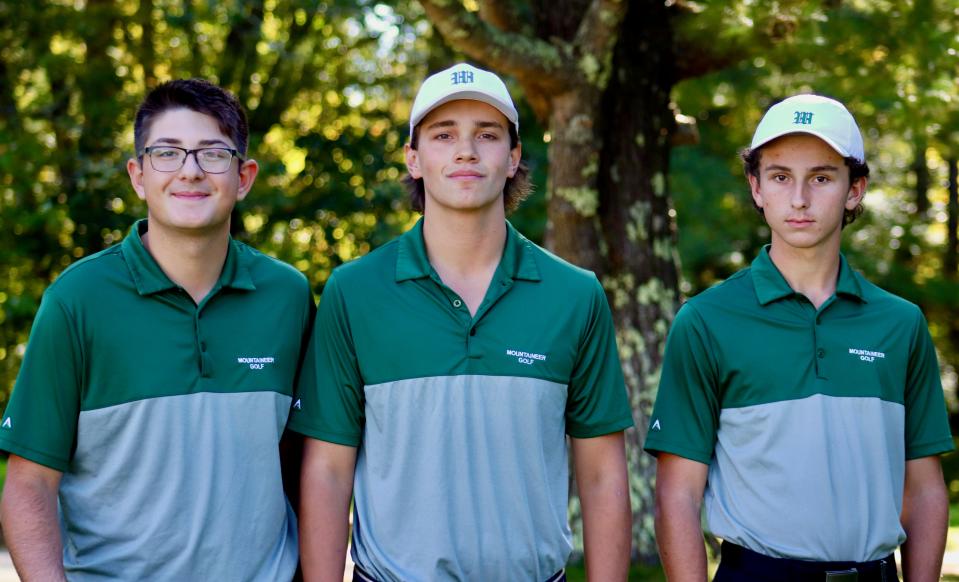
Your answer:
[571,432,631,580]
[0,457,66,582]
[299,440,356,582]
[653,454,709,582]
[900,480,948,581]
[654,498,707,581]
[579,472,631,579]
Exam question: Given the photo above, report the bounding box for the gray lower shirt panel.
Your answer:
[60,391,298,581]
[353,375,572,582]
[705,393,906,562]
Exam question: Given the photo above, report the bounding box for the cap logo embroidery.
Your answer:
[793,111,814,125]
[451,70,474,85]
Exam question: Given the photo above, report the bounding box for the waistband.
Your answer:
[719,541,897,582]
[353,563,566,582]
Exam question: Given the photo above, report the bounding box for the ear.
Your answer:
[748,173,764,208]
[845,176,867,211]
[236,158,259,202]
[404,143,422,179]
[507,141,522,178]
[127,158,147,201]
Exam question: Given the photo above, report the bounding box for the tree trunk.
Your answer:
[947,157,958,276]
[913,138,930,215]
[593,1,679,560]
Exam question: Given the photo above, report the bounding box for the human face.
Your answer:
[405,100,520,216]
[127,108,258,238]
[749,133,866,256]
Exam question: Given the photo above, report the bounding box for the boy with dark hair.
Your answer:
[646,94,952,581]
[291,63,633,581]
[0,78,312,581]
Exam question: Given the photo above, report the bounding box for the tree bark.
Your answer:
[946,157,958,276]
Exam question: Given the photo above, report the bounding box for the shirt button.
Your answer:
[817,348,825,358]
[452,299,462,308]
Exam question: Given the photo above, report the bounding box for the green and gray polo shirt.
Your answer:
[645,246,953,562]
[0,220,313,581]
[288,218,633,581]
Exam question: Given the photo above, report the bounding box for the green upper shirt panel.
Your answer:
[288,218,634,445]
[0,220,315,471]
[645,246,953,464]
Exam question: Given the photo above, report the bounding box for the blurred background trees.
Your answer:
[1,0,957,565]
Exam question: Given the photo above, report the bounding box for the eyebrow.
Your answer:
[149,138,232,148]
[763,164,840,173]
[423,119,506,131]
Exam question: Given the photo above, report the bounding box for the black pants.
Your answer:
[715,541,898,582]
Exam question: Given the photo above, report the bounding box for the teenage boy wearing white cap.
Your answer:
[290,63,634,581]
[645,94,953,581]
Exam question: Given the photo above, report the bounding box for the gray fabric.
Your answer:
[351,375,572,581]
[705,393,906,562]
[60,391,297,581]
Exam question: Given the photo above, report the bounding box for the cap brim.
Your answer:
[752,129,852,159]
[410,90,518,132]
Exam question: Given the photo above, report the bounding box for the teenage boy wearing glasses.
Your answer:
[0,79,313,581]
[646,95,952,581]
[289,63,633,581]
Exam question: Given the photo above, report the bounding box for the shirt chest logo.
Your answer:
[506,348,547,366]
[848,348,885,363]
[237,356,275,370]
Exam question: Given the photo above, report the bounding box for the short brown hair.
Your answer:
[134,79,249,156]
[741,145,870,227]
[403,123,532,214]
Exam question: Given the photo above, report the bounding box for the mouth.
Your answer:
[447,169,484,180]
[786,218,814,226]
[172,191,210,200]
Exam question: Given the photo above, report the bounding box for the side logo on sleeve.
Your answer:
[1,417,11,429]
[293,399,302,410]
[651,419,661,431]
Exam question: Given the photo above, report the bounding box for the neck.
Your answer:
[141,219,231,304]
[422,208,507,316]
[767,240,842,309]
[422,208,506,276]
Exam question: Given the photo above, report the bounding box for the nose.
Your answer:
[790,183,810,209]
[179,151,205,179]
[454,139,479,163]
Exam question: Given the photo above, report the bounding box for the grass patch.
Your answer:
[565,564,665,581]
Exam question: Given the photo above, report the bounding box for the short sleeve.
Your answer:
[0,291,82,472]
[903,309,954,459]
[287,272,365,447]
[564,277,634,438]
[643,302,721,464]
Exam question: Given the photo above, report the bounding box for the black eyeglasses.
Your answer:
[140,146,244,174]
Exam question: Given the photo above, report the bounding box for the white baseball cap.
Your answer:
[409,63,519,136]
[750,94,865,163]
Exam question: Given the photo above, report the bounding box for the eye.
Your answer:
[199,148,231,161]
[152,148,180,159]
[771,173,789,182]
[478,132,499,140]
[433,132,453,141]
[812,175,831,184]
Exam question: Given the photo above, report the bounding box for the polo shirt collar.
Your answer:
[751,245,864,305]
[121,219,256,296]
[395,218,541,283]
